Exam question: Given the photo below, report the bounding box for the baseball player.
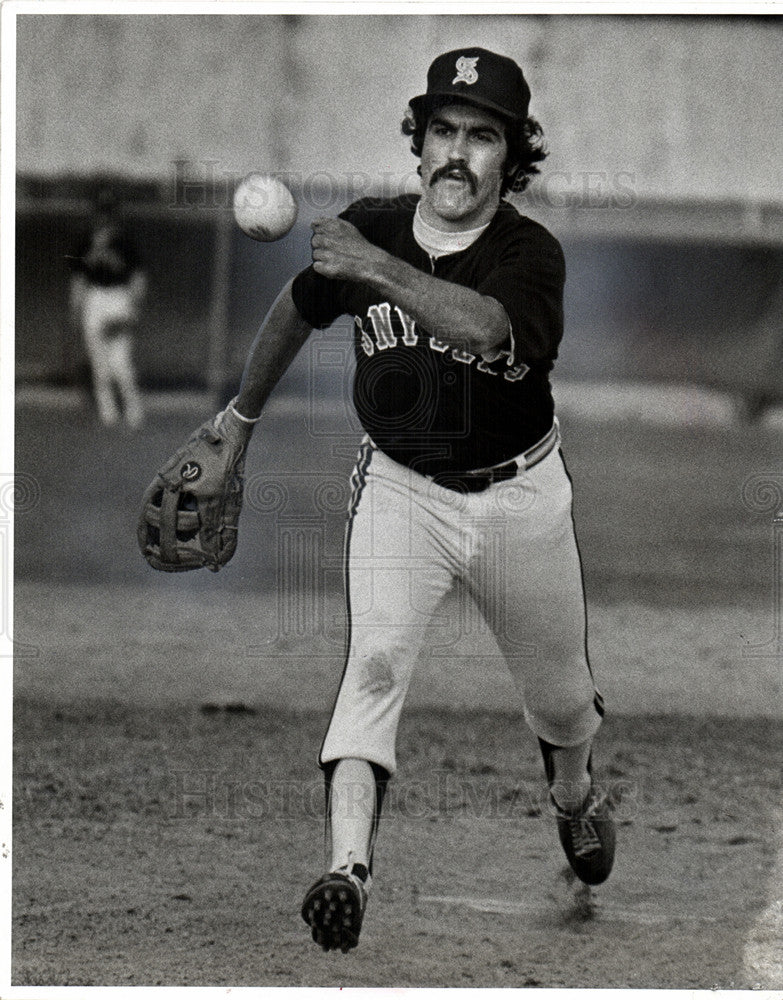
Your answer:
[70,188,146,429]
[139,46,615,954]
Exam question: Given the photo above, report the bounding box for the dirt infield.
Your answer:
[11,391,783,987]
[12,699,783,988]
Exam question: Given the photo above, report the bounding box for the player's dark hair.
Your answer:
[401,97,548,197]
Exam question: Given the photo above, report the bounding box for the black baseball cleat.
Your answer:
[553,785,616,885]
[301,863,370,953]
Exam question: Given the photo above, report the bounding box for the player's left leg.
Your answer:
[541,736,592,813]
[537,735,615,885]
[467,446,615,885]
[108,327,144,430]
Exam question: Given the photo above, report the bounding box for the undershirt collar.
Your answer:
[412,202,491,258]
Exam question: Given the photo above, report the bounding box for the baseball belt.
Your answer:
[431,418,561,494]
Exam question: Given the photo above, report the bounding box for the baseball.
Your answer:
[232,172,298,242]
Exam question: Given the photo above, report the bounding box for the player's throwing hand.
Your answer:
[310,217,386,282]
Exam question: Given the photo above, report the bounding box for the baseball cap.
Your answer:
[409,47,531,125]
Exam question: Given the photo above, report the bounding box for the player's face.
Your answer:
[418,103,510,231]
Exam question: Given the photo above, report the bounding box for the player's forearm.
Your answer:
[234,279,313,419]
[364,252,509,355]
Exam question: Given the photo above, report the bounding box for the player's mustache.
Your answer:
[430,162,478,194]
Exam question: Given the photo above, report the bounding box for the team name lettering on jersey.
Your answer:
[354,304,530,382]
[367,304,397,349]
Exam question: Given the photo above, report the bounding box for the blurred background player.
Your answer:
[69,187,146,429]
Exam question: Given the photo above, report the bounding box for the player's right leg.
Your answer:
[81,288,121,426]
[301,442,455,951]
[300,757,381,953]
[320,442,459,777]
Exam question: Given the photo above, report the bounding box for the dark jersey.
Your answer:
[291,195,565,477]
[72,222,141,288]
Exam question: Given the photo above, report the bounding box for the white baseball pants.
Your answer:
[81,285,144,428]
[320,433,604,776]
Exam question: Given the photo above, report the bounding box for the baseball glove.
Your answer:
[137,398,257,572]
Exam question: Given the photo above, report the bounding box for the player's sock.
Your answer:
[327,758,376,870]
[324,758,389,872]
[538,737,592,812]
